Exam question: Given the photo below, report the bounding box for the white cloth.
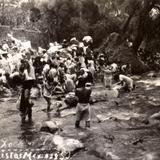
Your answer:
[48,68,57,80]
[43,64,50,77]
[2,44,9,51]
[88,60,95,77]
[110,63,118,72]
[119,74,133,90]
[83,36,93,43]
[79,56,86,68]
[28,60,36,80]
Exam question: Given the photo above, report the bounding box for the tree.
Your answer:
[131,0,160,54]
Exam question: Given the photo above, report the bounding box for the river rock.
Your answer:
[40,121,60,134]
[147,71,157,78]
[150,112,160,120]
[143,152,160,160]
[91,88,119,102]
[149,112,160,125]
[52,135,84,153]
[60,108,76,117]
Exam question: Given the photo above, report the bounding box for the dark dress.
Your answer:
[75,87,92,123]
[19,80,34,122]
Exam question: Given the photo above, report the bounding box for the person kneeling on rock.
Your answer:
[113,74,134,92]
[75,82,92,128]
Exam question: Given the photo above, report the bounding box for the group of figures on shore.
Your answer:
[0,34,134,128]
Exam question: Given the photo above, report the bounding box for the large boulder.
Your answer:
[34,134,84,158]
[52,135,84,154]
[110,47,149,74]
[100,32,149,74]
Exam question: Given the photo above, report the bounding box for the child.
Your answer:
[103,66,113,89]
[43,77,55,112]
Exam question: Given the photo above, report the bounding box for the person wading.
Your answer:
[19,54,35,123]
[75,82,92,128]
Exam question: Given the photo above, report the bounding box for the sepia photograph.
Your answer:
[0,0,160,159]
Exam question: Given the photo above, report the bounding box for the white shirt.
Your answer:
[42,64,50,77]
[119,74,133,88]
[111,63,118,72]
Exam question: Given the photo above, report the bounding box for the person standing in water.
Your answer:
[19,80,34,123]
[75,82,92,128]
[18,52,35,123]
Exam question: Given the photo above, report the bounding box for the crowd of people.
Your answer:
[0,34,135,128]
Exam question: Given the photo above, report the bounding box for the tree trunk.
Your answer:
[132,0,155,54]
[121,12,134,34]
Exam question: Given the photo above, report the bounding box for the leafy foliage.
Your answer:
[0,0,160,69]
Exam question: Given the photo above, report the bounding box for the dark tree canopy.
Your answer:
[0,0,160,70]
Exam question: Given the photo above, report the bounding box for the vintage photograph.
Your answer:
[0,0,160,159]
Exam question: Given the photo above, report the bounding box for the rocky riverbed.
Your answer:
[0,74,160,160]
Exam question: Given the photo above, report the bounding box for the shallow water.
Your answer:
[0,77,160,160]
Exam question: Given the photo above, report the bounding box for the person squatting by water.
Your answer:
[43,77,58,112]
[113,74,134,92]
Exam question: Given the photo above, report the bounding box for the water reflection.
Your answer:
[19,122,37,148]
[46,112,51,120]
